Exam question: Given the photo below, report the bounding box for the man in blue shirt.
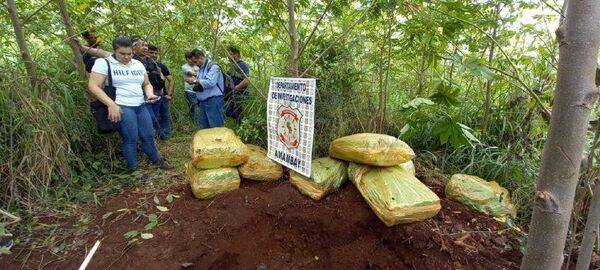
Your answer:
[225,46,250,125]
[186,49,225,128]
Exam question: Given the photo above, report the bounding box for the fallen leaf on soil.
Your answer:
[454,233,477,252]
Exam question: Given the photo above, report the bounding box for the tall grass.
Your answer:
[0,70,72,211]
[0,61,126,212]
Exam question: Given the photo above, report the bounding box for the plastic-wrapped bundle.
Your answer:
[348,163,440,226]
[399,160,416,175]
[238,145,283,181]
[445,174,516,219]
[329,133,415,166]
[190,127,249,169]
[186,164,240,199]
[290,157,348,200]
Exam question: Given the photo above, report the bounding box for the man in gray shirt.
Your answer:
[182,51,199,123]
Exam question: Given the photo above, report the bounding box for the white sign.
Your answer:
[267,77,316,177]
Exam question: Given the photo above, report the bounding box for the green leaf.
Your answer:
[102,212,113,220]
[140,233,154,239]
[433,118,480,149]
[166,194,173,203]
[148,214,158,223]
[402,97,435,109]
[400,124,410,135]
[0,247,11,255]
[429,82,461,107]
[153,195,160,205]
[458,123,481,144]
[459,56,495,80]
[124,230,139,239]
[144,222,157,230]
[156,206,169,212]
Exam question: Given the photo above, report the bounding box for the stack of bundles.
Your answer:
[348,163,441,226]
[187,127,249,199]
[238,144,283,181]
[290,157,348,200]
[445,174,516,220]
[329,133,440,226]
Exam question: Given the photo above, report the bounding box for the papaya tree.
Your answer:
[520,0,600,269]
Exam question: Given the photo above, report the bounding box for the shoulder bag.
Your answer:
[90,59,120,134]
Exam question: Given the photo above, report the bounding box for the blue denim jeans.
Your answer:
[198,95,225,129]
[147,96,171,139]
[225,90,248,125]
[119,105,161,169]
[185,91,198,124]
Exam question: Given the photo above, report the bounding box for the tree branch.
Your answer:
[300,5,372,77]
[21,0,52,24]
[297,0,334,58]
[268,0,289,35]
[427,6,552,117]
[540,0,563,16]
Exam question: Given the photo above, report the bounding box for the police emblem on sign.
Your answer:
[276,106,302,149]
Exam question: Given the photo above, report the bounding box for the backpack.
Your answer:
[207,62,235,97]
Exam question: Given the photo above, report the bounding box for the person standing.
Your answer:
[82,30,101,73]
[225,46,250,125]
[147,44,174,139]
[87,37,173,171]
[182,51,199,123]
[186,49,225,129]
[131,38,165,138]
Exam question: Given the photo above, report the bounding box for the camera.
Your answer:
[193,82,204,92]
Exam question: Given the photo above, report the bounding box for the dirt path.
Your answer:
[2,170,522,270]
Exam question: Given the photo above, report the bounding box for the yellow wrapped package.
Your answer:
[329,133,415,166]
[348,163,441,226]
[186,164,240,199]
[445,174,516,219]
[399,160,416,175]
[290,157,348,200]
[238,144,283,181]
[190,127,249,169]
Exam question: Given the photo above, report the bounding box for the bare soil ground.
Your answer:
[1,167,523,270]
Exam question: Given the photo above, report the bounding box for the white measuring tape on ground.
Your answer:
[267,77,316,177]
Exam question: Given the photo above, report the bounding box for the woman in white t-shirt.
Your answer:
[88,37,173,171]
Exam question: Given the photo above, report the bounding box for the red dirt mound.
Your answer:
[2,171,522,270]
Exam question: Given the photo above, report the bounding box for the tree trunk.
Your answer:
[211,3,223,53]
[381,12,393,133]
[56,0,87,80]
[520,0,600,269]
[416,53,426,96]
[6,0,38,88]
[287,0,299,77]
[482,0,501,137]
[576,178,600,270]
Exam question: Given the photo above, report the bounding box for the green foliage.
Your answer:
[455,55,495,80]
[433,117,480,148]
[429,82,462,107]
